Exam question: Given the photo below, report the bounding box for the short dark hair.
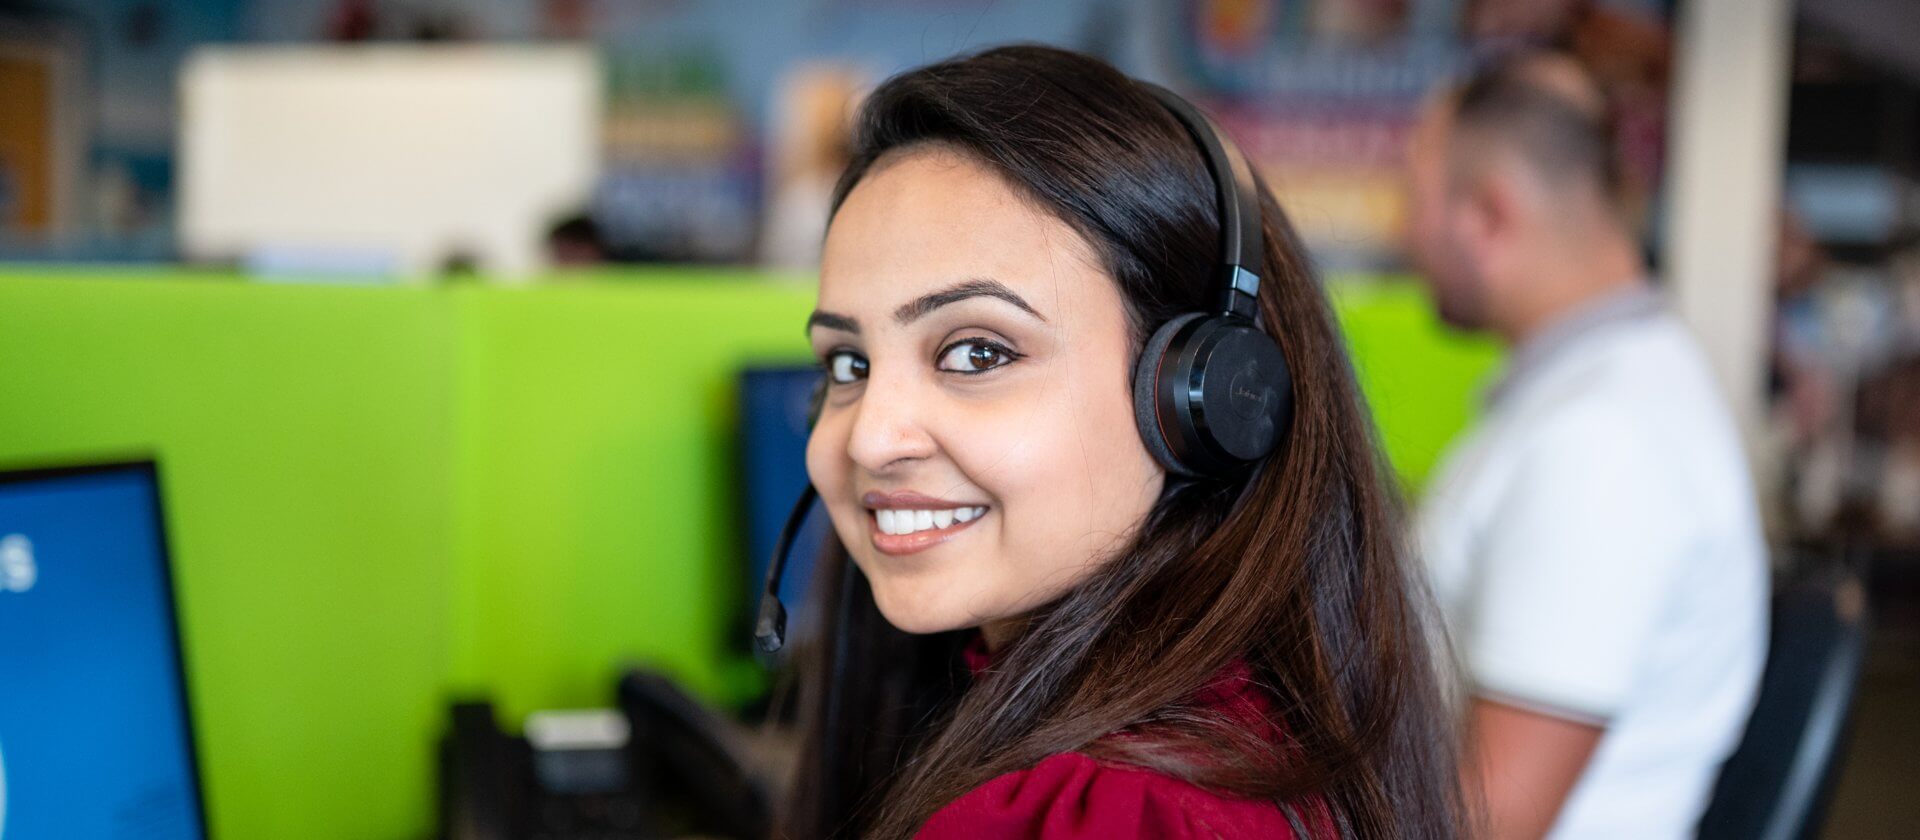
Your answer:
[1451,49,1618,199]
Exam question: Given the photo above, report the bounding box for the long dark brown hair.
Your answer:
[782,44,1462,839]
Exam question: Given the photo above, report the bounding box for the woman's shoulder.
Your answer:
[915,751,1316,839]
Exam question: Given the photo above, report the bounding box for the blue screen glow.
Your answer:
[0,465,204,840]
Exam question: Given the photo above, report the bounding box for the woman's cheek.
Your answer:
[943,409,1048,492]
[803,428,832,495]
[804,420,858,536]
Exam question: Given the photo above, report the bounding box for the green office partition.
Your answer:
[449,280,818,718]
[1331,280,1501,492]
[0,271,461,839]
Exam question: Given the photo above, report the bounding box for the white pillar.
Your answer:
[1663,0,1793,464]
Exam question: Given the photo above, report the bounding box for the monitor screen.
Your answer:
[0,462,206,840]
[738,366,833,650]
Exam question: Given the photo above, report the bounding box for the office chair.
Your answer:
[1697,563,1869,840]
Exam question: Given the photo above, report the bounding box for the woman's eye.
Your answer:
[826,350,868,384]
[937,339,1017,374]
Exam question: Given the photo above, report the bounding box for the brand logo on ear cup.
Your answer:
[1228,365,1269,421]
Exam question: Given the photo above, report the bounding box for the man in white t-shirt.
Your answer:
[1404,51,1768,839]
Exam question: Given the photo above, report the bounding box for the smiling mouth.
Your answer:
[866,505,989,555]
[874,505,985,535]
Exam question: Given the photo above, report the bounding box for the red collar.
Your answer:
[962,633,1274,729]
[961,631,997,675]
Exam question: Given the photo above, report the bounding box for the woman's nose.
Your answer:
[843,369,938,473]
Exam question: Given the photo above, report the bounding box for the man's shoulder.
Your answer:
[1504,317,1734,457]
[1499,376,1661,468]
[1481,317,1759,536]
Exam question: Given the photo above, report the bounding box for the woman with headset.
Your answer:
[764,45,1462,838]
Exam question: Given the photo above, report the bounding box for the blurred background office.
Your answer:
[0,0,1915,838]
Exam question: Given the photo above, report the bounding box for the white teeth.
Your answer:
[871,506,988,535]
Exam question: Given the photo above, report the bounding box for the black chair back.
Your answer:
[1697,565,1868,840]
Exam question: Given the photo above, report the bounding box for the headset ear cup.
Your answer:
[1133,312,1207,477]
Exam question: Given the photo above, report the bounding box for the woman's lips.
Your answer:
[865,505,988,556]
[860,490,978,510]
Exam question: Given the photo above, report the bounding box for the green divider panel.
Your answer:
[0,271,459,839]
[0,268,1494,839]
[449,280,819,718]
[1330,279,1502,493]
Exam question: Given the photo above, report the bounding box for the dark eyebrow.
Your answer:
[806,311,860,335]
[893,278,1047,325]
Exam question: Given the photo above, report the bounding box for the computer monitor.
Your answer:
[0,461,207,840]
[738,366,832,653]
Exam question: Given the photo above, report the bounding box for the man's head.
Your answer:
[1404,50,1625,335]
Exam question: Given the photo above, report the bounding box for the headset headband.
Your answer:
[1136,82,1266,321]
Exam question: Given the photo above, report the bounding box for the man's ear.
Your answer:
[1456,166,1521,269]
[1450,179,1493,269]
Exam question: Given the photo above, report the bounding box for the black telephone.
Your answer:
[439,669,771,840]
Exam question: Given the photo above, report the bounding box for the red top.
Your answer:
[915,638,1333,839]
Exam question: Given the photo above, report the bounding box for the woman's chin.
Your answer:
[867,578,991,636]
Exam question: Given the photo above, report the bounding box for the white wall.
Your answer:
[178,45,600,280]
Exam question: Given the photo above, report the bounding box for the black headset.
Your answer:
[1131,83,1293,479]
[753,82,1293,654]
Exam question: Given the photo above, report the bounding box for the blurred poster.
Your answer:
[0,22,86,242]
[1175,0,1463,269]
[0,53,54,234]
[595,45,759,263]
[1171,0,1671,270]
[761,63,864,271]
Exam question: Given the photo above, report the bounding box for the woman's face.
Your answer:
[807,146,1166,640]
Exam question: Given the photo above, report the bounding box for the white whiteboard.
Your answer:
[179,45,601,282]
